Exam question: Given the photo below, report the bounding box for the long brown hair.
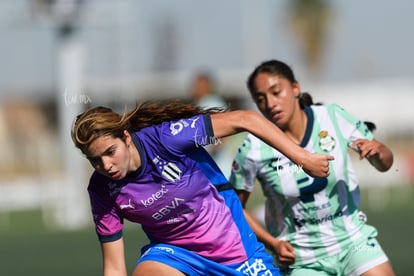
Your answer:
[71,99,225,153]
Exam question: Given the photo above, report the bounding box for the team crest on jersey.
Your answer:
[231,160,241,172]
[318,131,335,152]
[162,162,182,182]
[154,156,182,182]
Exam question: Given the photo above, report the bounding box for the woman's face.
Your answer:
[251,72,300,130]
[85,131,138,180]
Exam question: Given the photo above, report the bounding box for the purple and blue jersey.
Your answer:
[88,114,262,266]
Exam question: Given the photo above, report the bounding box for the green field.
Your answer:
[0,185,412,276]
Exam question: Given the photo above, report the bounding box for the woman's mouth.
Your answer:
[271,111,282,120]
[109,171,120,179]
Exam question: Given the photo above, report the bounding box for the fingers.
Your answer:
[278,250,296,265]
[278,241,296,256]
[274,240,296,265]
[352,139,380,160]
[302,153,333,178]
[277,249,296,265]
[320,155,333,177]
[278,256,295,266]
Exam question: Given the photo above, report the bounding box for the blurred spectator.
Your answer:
[189,71,233,177]
[0,101,59,176]
[190,71,227,110]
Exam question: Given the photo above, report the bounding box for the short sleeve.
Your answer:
[158,114,217,154]
[229,134,259,193]
[329,104,373,146]
[88,175,123,242]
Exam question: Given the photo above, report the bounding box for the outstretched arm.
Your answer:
[211,110,334,178]
[236,190,296,265]
[351,138,393,172]
[101,238,127,276]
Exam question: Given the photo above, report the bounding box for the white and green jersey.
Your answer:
[230,104,374,265]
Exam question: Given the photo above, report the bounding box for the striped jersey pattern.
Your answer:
[230,104,374,265]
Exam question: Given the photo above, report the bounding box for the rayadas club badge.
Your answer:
[319,131,335,152]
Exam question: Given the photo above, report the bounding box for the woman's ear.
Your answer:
[293,81,301,98]
[123,130,132,146]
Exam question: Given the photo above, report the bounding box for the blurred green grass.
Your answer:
[0,211,148,276]
[358,185,414,275]
[0,185,412,275]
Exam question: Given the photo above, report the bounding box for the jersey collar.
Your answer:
[300,106,314,148]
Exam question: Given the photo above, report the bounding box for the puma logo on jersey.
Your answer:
[189,117,199,128]
[120,199,135,210]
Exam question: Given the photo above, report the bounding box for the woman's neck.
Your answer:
[129,142,142,172]
[285,108,307,145]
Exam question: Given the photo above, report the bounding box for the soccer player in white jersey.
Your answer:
[71,100,332,276]
[230,59,395,276]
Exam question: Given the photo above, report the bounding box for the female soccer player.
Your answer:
[71,100,332,276]
[230,59,395,276]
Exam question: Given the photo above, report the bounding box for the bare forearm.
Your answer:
[243,209,278,250]
[103,268,127,276]
[101,239,127,276]
[368,144,394,172]
[352,139,394,172]
[243,208,296,264]
[212,110,332,178]
[211,110,308,164]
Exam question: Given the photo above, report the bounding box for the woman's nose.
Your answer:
[102,157,112,171]
[266,95,278,110]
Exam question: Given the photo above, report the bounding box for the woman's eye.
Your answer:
[89,157,100,165]
[255,97,264,104]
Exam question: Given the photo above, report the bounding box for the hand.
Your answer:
[351,139,383,160]
[272,240,296,266]
[301,152,334,178]
[351,138,393,172]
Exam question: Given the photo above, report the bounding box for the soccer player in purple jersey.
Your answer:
[71,100,333,276]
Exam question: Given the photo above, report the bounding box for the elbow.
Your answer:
[377,166,390,173]
[381,157,394,172]
[374,154,394,172]
[236,110,262,129]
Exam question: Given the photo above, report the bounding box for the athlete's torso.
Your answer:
[89,114,252,264]
[231,104,374,264]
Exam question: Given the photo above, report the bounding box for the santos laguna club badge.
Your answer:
[319,131,335,152]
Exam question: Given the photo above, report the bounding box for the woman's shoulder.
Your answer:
[310,103,348,117]
[88,171,112,192]
[310,102,340,111]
